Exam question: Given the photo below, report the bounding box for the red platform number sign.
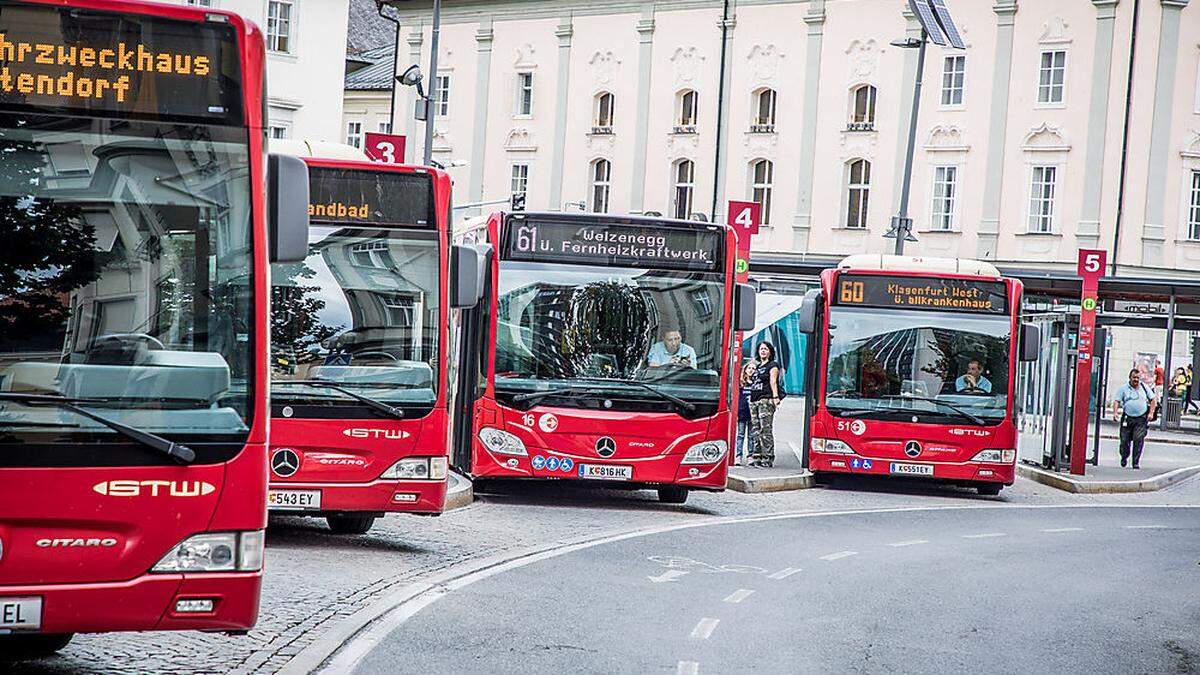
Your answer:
[363,132,407,165]
[1070,248,1107,475]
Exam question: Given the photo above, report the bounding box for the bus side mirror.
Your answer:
[1020,323,1041,362]
[450,244,487,308]
[268,153,310,263]
[735,283,756,332]
[797,289,822,333]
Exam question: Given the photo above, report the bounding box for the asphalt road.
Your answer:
[352,505,1200,674]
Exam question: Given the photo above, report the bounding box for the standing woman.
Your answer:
[749,342,782,468]
[735,361,757,465]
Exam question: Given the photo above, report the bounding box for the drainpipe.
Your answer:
[375,0,401,131]
[710,0,731,220]
[1110,0,1140,278]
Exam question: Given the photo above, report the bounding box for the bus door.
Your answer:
[451,245,492,473]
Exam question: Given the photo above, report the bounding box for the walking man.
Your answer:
[1112,368,1157,469]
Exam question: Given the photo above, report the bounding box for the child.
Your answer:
[735,361,756,465]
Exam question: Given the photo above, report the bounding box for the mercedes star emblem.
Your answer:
[595,436,617,458]
[904,441,922,458]
[271,448,301,477]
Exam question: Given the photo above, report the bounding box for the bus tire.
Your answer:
[976,483,1003,496]
[657,486,689,504]
[0,633,74,659]
[326,515,376,534]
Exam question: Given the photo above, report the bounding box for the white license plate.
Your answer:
[889,462,934,476]
[268,489,322,511]
[1,597,42,631]
[577,464,633,481]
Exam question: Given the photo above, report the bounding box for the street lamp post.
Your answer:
[887,32,927,255]
[422,0,441,167]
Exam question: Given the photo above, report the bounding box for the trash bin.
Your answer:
[1164,395,1183,429]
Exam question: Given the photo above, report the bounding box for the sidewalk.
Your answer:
[1096,417,1200,446]
[727,398,814,493]
[1017,431,1200,493]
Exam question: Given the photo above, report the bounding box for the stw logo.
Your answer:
[93,480,216,497]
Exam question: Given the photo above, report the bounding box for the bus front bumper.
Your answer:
[810,453,1015,484]
[475,449,728,491]
[268,479,447,515]
[0,572,261,635]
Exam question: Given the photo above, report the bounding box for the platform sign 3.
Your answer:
[363,132,407,165]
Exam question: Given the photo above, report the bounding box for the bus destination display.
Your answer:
[308,167,435,227]
[502,219,723,272]
[0,5,240,122]
[835,274,1007,314]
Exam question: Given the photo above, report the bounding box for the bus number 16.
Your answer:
[840,281,865,304]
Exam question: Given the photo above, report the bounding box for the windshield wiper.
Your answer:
[510,385,591,405]
[835,395,986,426]
[882,395,986,426]
[611,380,696,413]
[283,379,405,419]
[0,392,195,464]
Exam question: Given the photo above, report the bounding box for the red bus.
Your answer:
[267,149,481,534]
[799,255,1038,495]
[0,0,309,658]
[452,212,755,504]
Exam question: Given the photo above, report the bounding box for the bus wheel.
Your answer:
[976,483,1003,496]
[0,633,74,659]
[326,515,376,534]
[657,486,689,504]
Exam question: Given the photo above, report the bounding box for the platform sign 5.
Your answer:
[1071,248,1107,475]
[363,132,407,164]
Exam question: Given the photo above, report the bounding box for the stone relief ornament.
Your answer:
[588,51,621,87]
[586,132,615,154]
[1038,16,1071,45]
[1021,123,1071,153]
[504,128,537,152]
[746,44,783,85]
[513,43,536,69]
[924,125,970,153]
[845,39,879,80]
[670,46,705,86]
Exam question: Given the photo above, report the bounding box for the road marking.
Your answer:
[724,589,755,604]
[962,533,1006,539]
[788,441,804,464]
[819,551,858,561]
[1041,527,1084,533]
[648,570,689,584]
[1123,525,1167,529]
[767,567,803,580]
[888,539,929,547]
[677,661,700,675]
[690,618,719,639]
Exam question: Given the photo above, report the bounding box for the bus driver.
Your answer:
[646,329,697,369]
[955,359,992,393]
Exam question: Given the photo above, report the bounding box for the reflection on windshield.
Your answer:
[270,226,439,405]
[825,307,1011,423]
[0,114,253,439]
[494,261,725,410]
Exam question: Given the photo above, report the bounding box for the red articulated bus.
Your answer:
[452,212,755,504]
[267,148,481,534]
[0,0,309,658]
[799,255,1039,495]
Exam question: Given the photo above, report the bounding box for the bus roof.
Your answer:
[508,211,726,232]
[838,254,1001,278]
[269,139,369,161]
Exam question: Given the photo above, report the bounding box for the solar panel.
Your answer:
[929,0,966,49]
[908,0,947,45]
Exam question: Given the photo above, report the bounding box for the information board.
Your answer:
[501,218,723,272]
[308,167,434,227]
[834,274,1007,314]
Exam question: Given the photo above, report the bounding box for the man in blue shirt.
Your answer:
[646,329,697,369]
[955,360,992,393]
[1111,368,1157,468]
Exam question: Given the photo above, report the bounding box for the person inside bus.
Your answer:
[646,329,697,369]
[1112,368,1157,469]
[955,359,992,394]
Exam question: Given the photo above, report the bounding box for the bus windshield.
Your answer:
[270,226,440,408]
[494,261,726,416]
[824,306,1011,425]
[0,114,253,446]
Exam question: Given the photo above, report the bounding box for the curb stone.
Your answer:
[443,471,474,511]
[1016,463,1200,493]
[727,470,815,493]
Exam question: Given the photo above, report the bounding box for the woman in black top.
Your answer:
[749,341,782,467]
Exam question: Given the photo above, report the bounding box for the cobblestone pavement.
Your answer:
[15,464,1200,674]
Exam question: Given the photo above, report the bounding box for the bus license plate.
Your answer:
[268,489,322,511]
[0,597,42,631]
[889,462,934,476]
[577,464,633,481]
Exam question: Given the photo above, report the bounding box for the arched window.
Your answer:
[590,159,611,213]
[752,88,777,131]
[672,159,695,220]
[845,159,871,228]
[751,159,773,226]
[594,92,615,131]
[677,90,698,127]
[849,85,876,130]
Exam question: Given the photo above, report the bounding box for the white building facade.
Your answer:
[380,0,1200,277]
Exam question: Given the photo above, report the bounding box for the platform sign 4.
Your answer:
[363,132,407,165]
[727,200,759,465]
[1070,248,1107,475]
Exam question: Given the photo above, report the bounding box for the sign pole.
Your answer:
[1070,249,1107,475]
[727,200,760,466]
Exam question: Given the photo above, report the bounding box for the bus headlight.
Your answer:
[970,449,1016,464]
[478,427,527,456]
[682,440,727,464]
[381,457,448,480]
[811,438,854,454]
[152,531,264,573]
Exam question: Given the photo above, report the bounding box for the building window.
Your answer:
[515,72,533,116]
[185,0,213,6]
[849,85,876,131]
[510,163,530,202]
[1038,50,1067,105]
[751,159,773,227]
[593,92,614,132]
[672,159,695,220]
[1187,170,1200,241]
[433,74,451,117]
[752,88,777,132]
[930,166,957,231]
[381,294,415,327]
[1028,165,1057,233]
[350,240,394,269]
[269,124,289,139]
[676,90,698,131]
[941,55,965,106]
[846,159,871,229]
[345,121,363,148]
[377,121,392,134]
[590,159,611,213]
[266,1,293,54]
